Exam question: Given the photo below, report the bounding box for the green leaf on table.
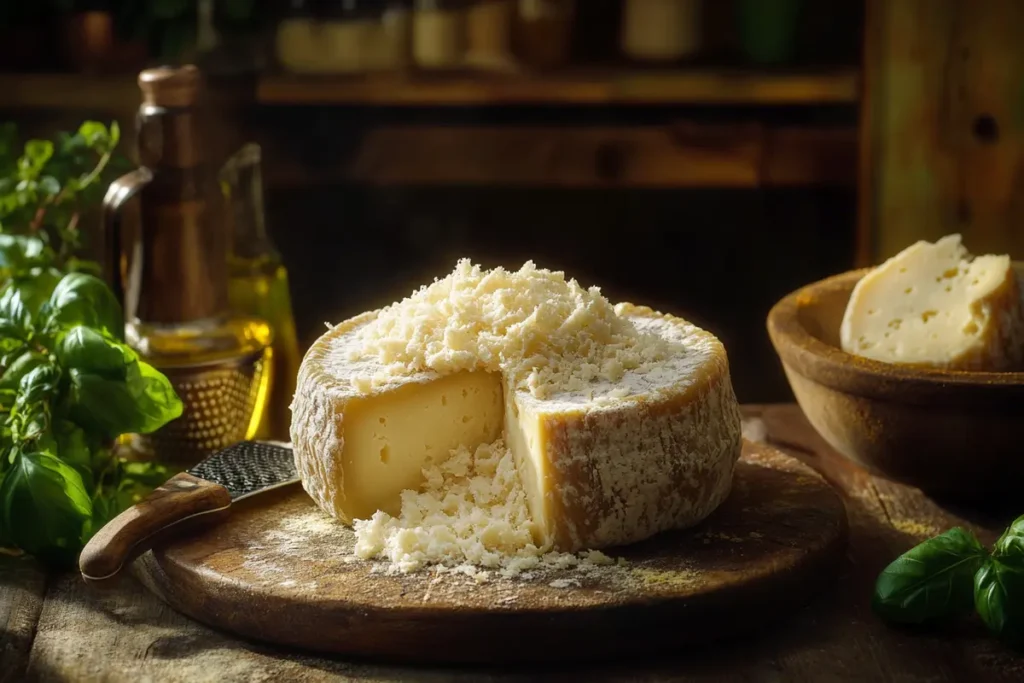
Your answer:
[48,272,124,341]
[994,514,1024,559]
[975,554,1024,645]
[0,449,92,568]
[873,527,989,624]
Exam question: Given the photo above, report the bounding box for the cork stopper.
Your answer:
[138,65,201,108]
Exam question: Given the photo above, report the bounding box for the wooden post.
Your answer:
[860,0,1024,265]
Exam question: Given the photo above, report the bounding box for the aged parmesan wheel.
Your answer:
[290,262,743,556]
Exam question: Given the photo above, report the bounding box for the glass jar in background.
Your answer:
[513,0,574,71]
[413,0,467,70]
[621,0,702,63]
[275,0,413,73]
[316,0,384,73]
[381,0,415,70]
[465,0,517,72]
[275,0,318,72]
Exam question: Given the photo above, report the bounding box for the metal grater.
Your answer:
[187,440,298,500]
[135,349,270,467]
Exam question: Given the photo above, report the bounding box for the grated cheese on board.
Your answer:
[349,259,674,398]
[353,439,619,578]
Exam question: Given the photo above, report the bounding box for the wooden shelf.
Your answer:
[0,73,139,112]
[0,68,859,111]
[257,68,860,107]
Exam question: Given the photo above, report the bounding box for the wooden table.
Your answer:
[3,404,1023,682]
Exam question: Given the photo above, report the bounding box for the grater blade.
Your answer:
[187,440,298,500]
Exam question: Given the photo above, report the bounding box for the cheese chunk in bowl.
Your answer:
[839,234,1024,371]
[767,238,1024,505]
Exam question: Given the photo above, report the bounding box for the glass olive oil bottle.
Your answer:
[221,143,300,441]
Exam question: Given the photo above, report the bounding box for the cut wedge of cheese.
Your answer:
[291,304,742,554]
[840,234,1024,371]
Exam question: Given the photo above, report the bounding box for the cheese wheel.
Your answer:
[290,303,742,553]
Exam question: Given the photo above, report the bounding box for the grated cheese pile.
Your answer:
[353,439,618,578]
[349,259,674,398]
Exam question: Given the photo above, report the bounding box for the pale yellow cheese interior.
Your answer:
[339,370,556,546]
[839,234,1024,370]
[502,386,548,542]
[340,371,503,520]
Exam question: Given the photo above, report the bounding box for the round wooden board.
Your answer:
[134,441,848,664]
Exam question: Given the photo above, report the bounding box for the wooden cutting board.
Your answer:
[134,441,848,664]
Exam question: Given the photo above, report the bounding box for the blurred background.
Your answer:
[1,0,1020,408]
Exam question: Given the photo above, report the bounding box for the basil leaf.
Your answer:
[65,359,182,439]
[130,360,183,429]
[994,514,1024,559]
[0,350,45,390]
[0,449,92,567]
[0,234,46,273]
[18,363,60,404]
[0,282,31,332]
[2,267,62,319]
[55,326,131,380]
[121,459,173,487]
[48,272,124,341]
[975,555,1024,645]
[0,320,26,354]
[53,420,94,488]
[873,527,989,624]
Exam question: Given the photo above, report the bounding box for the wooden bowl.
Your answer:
[766,266,1024,504]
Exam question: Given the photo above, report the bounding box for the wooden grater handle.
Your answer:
[79,472,232,585]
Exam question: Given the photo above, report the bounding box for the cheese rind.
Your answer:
[840,234,1024,371]
[291,304,742,554]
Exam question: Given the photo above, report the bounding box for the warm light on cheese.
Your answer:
[290,260,743,567]
[349,259,673,399]
[840,234,1024,371]
[338,370,503,520]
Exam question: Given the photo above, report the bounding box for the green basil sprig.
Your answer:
[0,241,182,568]
[875,514,1024,646]
[0,122,180,568]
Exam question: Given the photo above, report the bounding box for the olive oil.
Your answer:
[227,255,299,440]
[221,144,300,441]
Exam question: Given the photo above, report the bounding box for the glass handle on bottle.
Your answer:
[102,168,153,310]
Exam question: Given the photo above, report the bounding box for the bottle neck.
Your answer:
[137,105,206,169]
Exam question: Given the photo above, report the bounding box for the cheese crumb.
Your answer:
[353,439,622,577]
[351,259,674,398]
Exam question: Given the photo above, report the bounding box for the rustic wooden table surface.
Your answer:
[2,404,1022,683]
